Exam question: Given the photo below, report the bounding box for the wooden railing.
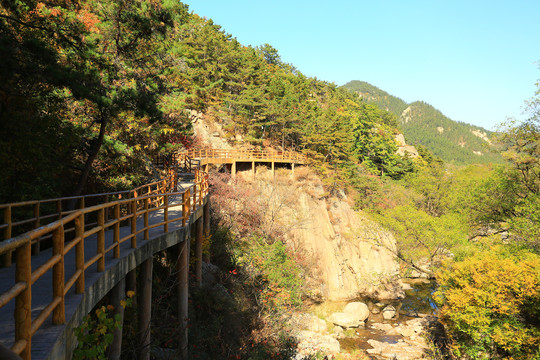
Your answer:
[0,159,209,359]
[0,169,178,265]
[184,148,307,163]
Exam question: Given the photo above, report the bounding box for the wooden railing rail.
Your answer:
[0,170,179,264]
[183,148,307,162]
[0,158,207,359]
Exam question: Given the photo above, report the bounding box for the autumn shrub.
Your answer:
[73,292,134,360]
[237,236,304,311]
[435,249,540,359]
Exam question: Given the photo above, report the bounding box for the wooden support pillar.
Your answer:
[203,202,210,263]
[107,278,125,360]
[138,258,153,360]
[252,161,255,178]
[231,161,236,178]
[291,163,295,178]
[271,161,275,179]
[195,218,203,287]
[177,238,189,360]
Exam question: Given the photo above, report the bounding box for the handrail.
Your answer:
[0,155,208,359]
[182,148,308,163]
[0,168,179,262]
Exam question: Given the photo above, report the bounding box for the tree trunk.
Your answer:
[72,112,108,199]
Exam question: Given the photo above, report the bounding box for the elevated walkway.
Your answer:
[0,148,306,359]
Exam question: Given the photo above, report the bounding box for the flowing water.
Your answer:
[338,279,438,353]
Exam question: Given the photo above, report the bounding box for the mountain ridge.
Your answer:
[342,81,502,165]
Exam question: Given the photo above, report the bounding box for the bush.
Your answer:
[238,236,304,311]
[435,249,540,359]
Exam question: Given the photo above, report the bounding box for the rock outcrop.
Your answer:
[243,168,404,301]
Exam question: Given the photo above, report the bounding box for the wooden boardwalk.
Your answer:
[0,176,207,360]
[0,148,305,360]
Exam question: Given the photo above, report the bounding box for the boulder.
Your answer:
[328,312,363,328]
[382,305,396,320]
[296,330,340,356]
[201,262,220,286]
[343,302,370,322]
[333,326,344,339]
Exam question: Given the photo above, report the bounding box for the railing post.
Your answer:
[114,203,120,258]
[131,199,137,248]
[80,197,85,229]
[15,240,31,360]
[164,194,169,233]
[192,186,196,212]
[75,213,85,294]
[98,208,105,272]
[52,224,65,324]
[32,203,40,255]
[144,198,149,240]
[56,200,62,220]
[3,205,12,267]
[182,191,190,227]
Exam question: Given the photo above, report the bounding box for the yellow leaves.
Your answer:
[120,299,127,308]
[161,127,175,135]
[437,250,540,358]
[127,290,135,298]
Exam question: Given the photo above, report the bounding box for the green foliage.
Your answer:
[493,109,540,248]
[436,249,540,359]
[342,80,409,119]
[0,0,193,201]
[376,205,468,275]
[237,237,304,310]
[73,294,133,360]
[342,81,503,165]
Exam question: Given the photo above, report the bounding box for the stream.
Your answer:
[340,279,438,358]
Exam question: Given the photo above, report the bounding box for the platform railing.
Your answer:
[0,157,208,359]
[184,148,307,163]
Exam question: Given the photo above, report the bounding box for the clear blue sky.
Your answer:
[182,0,540,130]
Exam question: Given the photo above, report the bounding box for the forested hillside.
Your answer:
[342,80,503,165]
[0,1,412,204]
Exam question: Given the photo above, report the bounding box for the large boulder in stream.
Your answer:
[344,302,370,321]
[329,301,370,328]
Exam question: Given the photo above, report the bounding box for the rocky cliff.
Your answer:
[238,168,404,302]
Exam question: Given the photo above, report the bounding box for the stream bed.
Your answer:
[303,279,440,359]
[341,279,438,358]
